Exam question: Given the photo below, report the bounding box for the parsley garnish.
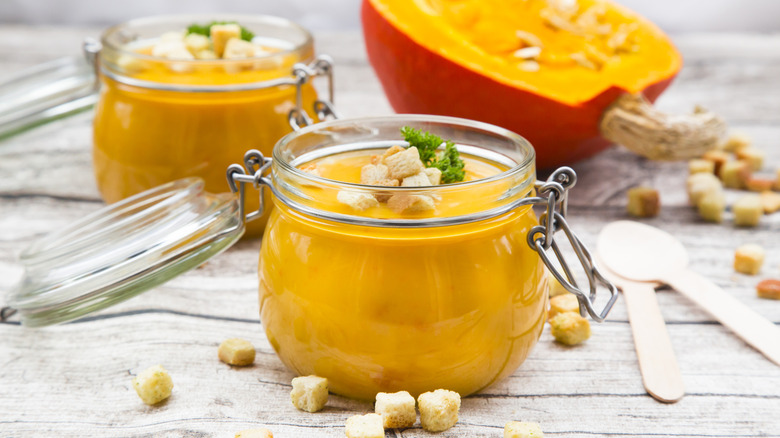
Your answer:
[401,126,466,184]
[187,21,255,42]
[431,141,466,183]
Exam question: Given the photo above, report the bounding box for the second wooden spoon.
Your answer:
[596,257,684,403]
[598,220,780,367]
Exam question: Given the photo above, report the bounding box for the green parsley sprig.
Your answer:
[187,21,255,42]
[401,126,466,184]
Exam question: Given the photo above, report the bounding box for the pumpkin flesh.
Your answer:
[362,0,683,167]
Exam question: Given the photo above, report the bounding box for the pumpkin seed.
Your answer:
[518,60,541,72]
[513,46,542,59]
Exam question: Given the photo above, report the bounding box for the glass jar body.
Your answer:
[93,80,316,236]
[258,202,548,400]
[91,14,317,237]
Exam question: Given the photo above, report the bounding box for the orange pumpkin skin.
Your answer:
[361,0,678,169]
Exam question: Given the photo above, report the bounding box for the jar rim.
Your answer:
[266,114,539,228]
[101,14,314,65]
[274,114,536,191]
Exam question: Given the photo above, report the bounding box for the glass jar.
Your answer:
[227,115,618,400]
[3,114,616,401]
[91,15,320,237]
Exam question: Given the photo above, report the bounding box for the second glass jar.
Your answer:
[92,15,318,237]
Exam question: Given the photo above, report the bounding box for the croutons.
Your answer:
[211,24,242,58]
[384,146,425,180]
[417,389,461,432]
[133,365,173,405]
[549,312,591,346]
[375,391,416,429]
[547,274,569,297]
[402,172,432,187]
[152,33,195,70]
[224,38,257,59]
[195,49,218,60]
[380,145,404,162]
[301,163,322,177]
[722,131,751,152]
[626,186,660,218]
[159,31,186,42]
[290,375,328,413]
[360,164,403,202]
[735,147,765,171]
[387,194,435,214]
[697,191,726,223]
[745,176,775,192]
[116,55,146,73]
[756,279,780,300]
[687,173,722,207]
[235,429,273,438]
[505,421,544,438]
[337,191,379,211]
[733,195,763,227]
[218,338,256,366]
[345,413,384,438]
[152,40,195,60]
[374,183,401,203]
[360,164,391,185]
[360,164,399,202]
[549,293,579,320]
[760,191,780,214]
[718,160,751,189]
[688,159,715,175]
[733,244,765,275]
[184,33,211,54]
[424,167,443,185]
[701,150,730,175]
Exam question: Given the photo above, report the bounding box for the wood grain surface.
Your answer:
[1,27,779,437]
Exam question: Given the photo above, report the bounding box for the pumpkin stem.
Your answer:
[600,93,727,160]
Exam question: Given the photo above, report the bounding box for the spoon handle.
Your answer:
[665,269,780,367]
[623,282,685,403]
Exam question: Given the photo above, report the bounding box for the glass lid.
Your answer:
[0,56,97,140]
[5,178,244,327]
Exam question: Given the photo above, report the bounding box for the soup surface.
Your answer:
[301,148,509,218]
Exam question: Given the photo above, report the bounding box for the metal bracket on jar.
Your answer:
[288,55,341,130]
[526,168,618,322]
[226,150,273,224]
[0,306,17,322]
[83,38,102,91]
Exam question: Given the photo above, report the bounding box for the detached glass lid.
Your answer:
[0,55,97,140]
[4,178,244,327]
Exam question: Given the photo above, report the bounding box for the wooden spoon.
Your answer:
[595,255,684,403]
[598,221,780,367]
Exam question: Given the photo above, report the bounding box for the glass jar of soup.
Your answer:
[90,15,323,237]
[4,112,616,400]
[226,115,618,400]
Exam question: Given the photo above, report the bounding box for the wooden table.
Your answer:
[1,26,779,437]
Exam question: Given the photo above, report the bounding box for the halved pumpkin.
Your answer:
[362,0,720,168]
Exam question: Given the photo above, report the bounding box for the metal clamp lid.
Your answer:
[288,55,340,130]
[527,169,619,322]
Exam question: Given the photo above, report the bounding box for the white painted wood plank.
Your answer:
[1,315,778,437]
